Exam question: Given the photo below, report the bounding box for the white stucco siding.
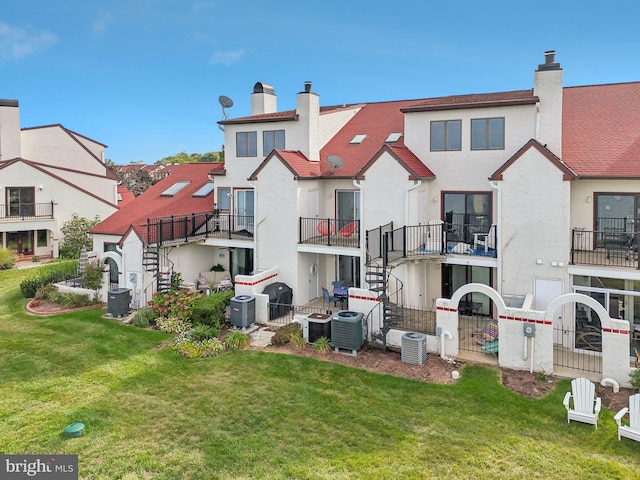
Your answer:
[0,103,21,160]
[167,243,217,284]
[534,68,563,156]
[319,107,362,148]
[499,148,570,296]
[21,127,105,175]
[255,160,300,289]
[404,104,537,190]
[360,152,415,230]
[38,166,116,203]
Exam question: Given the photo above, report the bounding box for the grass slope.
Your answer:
[0,268,638,479]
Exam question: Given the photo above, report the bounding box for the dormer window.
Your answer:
[350,134,367,144]
[192,182,215,198]
[161,181,190,197]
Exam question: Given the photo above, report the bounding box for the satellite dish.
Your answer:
[327,154,344,173]
[218,95,234,131]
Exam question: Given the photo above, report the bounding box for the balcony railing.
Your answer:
[146,211,254,246]
[366,221,498,264]
[571,228,639,269]
[0,202,54,222]
[299,217,360,248]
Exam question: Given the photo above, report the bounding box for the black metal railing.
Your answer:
[571,228,639,269]
[299,217,360,248]
[375,221,497,265]
[0,202,54,221]
[145,211,254,246]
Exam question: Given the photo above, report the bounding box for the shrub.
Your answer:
[47,290,96,307]
[190,324,220,341]
[132,307,156,328]
[83,260,104,290]
[155,316,192,334]
[149,290,203,321]
[20,270,68,298]
[313,336,333,354]
[271,322,302,346]
[189,290,234,328]
[0,247,17,270]
[35,283,58,300]
[630,369,640,391]
[225,330,250,350]
[173,331,224,358]
[289,329,305,349]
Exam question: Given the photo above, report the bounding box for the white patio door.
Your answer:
[235,190,254,232]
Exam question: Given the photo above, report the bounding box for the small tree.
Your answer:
[60,213,100,259]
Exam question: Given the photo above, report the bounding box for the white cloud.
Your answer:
[93,12,113,35]
[0,21,57,62]
[209,49,245,66]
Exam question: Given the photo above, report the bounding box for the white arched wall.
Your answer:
[435,287,633,387]
[544,293,631,385]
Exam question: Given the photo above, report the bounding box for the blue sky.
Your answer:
[2,1,639,164]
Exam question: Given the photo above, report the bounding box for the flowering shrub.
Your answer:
[149,289,202,321]
[173,331,224,358]
[155,316,192,334]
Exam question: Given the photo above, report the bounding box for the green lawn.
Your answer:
[1,268,639,479]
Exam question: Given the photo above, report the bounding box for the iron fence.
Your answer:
[571,228,639,269]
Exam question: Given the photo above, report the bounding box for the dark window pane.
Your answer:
[431,121,445,151]
[447,120,461,150]
[488,118,504,149]
[471,119,486,149]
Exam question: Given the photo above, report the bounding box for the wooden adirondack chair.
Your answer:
[563,377,601,428]
[613,393,640,442]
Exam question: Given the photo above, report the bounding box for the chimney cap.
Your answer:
[537,50,561,71]
[253,82,275,95]
[303,81,312,93]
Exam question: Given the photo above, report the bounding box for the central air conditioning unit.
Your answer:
[401,332,427,365]
[107,288,132,318]
[303,312,332,343]
[229,295,256,328]
[331,310,364,355]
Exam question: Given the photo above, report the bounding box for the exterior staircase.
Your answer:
[365,264,404,351]
[142,248,173,293]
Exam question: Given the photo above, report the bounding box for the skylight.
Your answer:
[161,181,190,197]
[385,132,402,143]
[192,182,215,198]
[350,134,367,144]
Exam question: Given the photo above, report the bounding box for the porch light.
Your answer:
[586,195,592,203]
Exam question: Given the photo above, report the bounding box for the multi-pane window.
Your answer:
[263,130,285,155]
[471,117,504,150]
[7,187,35,216]
[236,131,257,157]
[430,120,461,151]
[37,230,48,247]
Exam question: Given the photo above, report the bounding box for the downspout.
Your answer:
[489,180,503,295]
[404,180,422,226]
[249,180,259,272]
[352,179,363,287]
[535,102,541,141]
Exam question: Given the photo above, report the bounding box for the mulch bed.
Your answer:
[26,298,106,316]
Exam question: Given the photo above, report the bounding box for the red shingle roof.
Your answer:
[563,82,640,177]
[91,162,225,237]
[400,89,537,112]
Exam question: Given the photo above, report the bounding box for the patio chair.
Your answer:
[322,287,339,309]
[473,224,496,253]
[563,377,601,428]
[423,219,444,253]
[338,221,358,238]
[317,220,334,236]
[474,320,499,355]
[613,393,640,442]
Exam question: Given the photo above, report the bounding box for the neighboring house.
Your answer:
[0,99,118,260]
[92,162,230,308]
